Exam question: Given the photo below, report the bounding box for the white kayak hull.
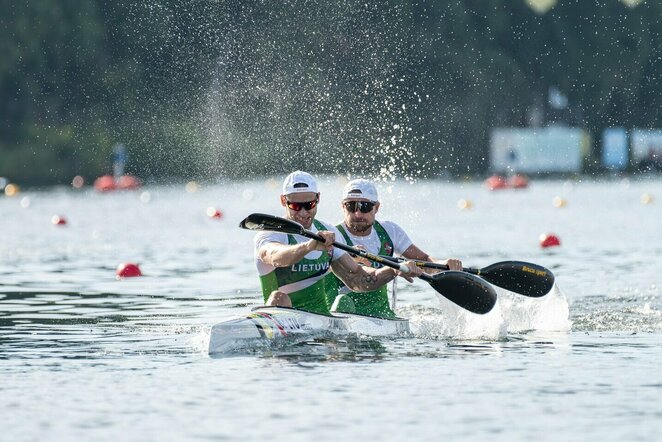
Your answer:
[208,306,410,355]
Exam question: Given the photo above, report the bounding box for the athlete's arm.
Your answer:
[258,231,335,268]
[402,244,462,271]
[402,244,432,261]
[331,254,422,291]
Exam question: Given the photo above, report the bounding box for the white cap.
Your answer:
[342,179,379,202]
[282,171,318,195]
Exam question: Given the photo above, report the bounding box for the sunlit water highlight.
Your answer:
[1,178,661,441]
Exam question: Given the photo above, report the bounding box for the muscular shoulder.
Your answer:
[254,231,288,254]
[377,220,412,255]
[378,220,407,237]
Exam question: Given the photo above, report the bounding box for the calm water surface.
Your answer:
[1,177,661,441]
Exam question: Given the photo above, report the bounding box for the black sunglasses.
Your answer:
[286,198,319,212]
[344,201,376,213]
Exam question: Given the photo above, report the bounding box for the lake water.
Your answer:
[1,177,661,441]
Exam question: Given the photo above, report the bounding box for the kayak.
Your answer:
[208,306,410,355]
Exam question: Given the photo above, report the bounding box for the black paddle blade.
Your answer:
[427,271,497,314]
[477,261,555,298]
[239,213,304,235]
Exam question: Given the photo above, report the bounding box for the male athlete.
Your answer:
[254,171,421,315]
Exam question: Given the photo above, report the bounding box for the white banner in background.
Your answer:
[602,128,628,170]
[490,127,589,173]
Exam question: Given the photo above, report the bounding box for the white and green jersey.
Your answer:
[336,220,413,260]
[332,220,413,318]
[254,219,346,315]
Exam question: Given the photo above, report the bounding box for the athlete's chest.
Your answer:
[347,230,382,253]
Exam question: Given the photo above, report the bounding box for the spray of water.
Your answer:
[402,301,507,341]
[402,284,571,340]
[195,1,431,182]
[496,284,572,332]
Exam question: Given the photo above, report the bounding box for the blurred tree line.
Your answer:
[1,0,660,185]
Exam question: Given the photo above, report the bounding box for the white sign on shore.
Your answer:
[602,128,628,170]
[490,127,590,173]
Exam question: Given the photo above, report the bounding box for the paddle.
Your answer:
[240,213,497,314]
[380,256,555,298]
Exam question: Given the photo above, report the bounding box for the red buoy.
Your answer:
[51,215,67,226]
[206,207,223,219]
[94,175,116,192]
[117,175,141,190]
[508,174,529,189]
[116,263,142,278]
[94,175,141,192]
[485,175,508,190]
[539,233,561,248]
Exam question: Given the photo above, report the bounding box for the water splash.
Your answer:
[401,302,507,341]
[496,285,572,333]
[187,326,212,355]
[572,297,662,333]
[401,284,571,340]
[196,1,429,181]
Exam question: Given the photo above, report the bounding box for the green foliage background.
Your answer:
[1,1,660,184]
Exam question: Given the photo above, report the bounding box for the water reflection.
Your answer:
[215,336,551,362]
[260,337,391,364]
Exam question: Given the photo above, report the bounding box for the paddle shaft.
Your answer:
[381,256,477,274]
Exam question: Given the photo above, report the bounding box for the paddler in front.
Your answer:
[254,171,422,315]
[331,179,463,318]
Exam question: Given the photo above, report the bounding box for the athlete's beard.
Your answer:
[348,220,373,234]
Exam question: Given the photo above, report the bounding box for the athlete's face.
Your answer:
[342,198,379,234]
[281,192,319,229]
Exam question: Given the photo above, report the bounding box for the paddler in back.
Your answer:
[254,171,421,315]
[330,179,463,318]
